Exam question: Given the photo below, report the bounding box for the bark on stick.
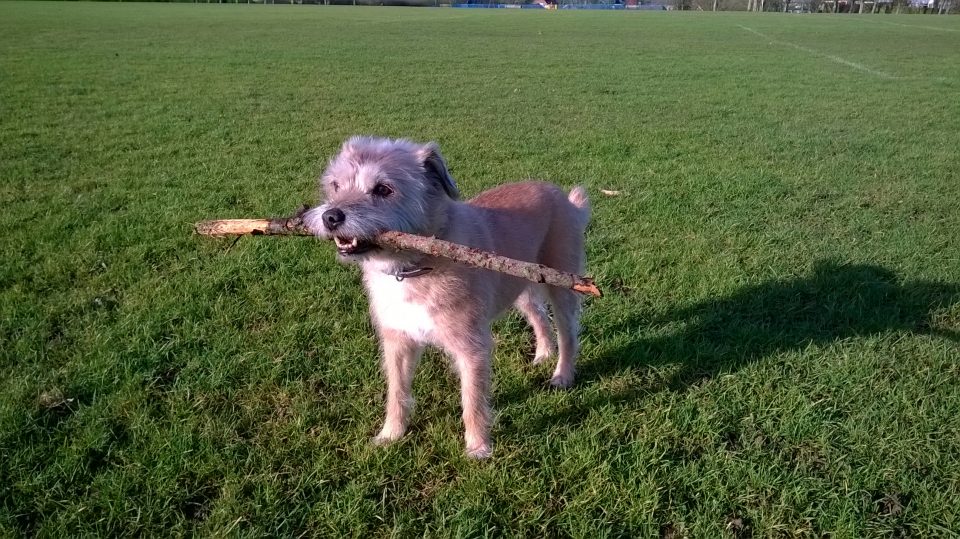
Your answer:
[194,214,602,298]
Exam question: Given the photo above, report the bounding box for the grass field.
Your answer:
[2,2,960,536]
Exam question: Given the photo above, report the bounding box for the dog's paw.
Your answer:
[532,350,553,366]
[466,443,493,459]
[371,435,392,447]
[532,342,557,365]
[371,434,399,447]
[371,428,404,447]
[549,373,575,389]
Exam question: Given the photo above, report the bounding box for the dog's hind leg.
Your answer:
[545,287,581,389]
[514,286,556,365]
[372,330,424,446]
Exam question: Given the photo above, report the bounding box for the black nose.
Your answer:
[322,208,345,231]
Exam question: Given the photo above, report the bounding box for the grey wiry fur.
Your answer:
[305,136,590,459]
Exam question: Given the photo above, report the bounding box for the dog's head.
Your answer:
[304,136,459,262]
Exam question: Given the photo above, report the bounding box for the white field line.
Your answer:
[822,15,960,34]
[738,25,898,80]
[862,18,960,33]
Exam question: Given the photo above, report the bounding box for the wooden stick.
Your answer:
[194,212,602,298]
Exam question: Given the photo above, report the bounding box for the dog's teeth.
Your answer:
[351,238,359,247]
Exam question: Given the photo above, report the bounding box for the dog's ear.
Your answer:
[417,143,459,200]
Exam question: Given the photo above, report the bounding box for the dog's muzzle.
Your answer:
[315,207,377,256]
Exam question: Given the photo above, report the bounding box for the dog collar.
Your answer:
[390,266,433,281]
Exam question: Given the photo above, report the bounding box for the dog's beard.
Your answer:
[303,205,375,260]
[303,204,425,268]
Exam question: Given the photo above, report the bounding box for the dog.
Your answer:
[304,136,589,458]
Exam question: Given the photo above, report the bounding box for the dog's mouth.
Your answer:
[333,236,377,256]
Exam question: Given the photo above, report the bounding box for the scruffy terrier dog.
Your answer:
[304,136,589,458]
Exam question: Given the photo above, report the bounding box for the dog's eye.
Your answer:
[371,183,393,198]
[330,181,340,192]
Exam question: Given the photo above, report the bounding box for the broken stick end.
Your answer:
[572,279,603,298]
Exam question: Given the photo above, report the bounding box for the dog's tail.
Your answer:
[567,185,591,230]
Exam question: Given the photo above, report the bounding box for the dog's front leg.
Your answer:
[446,331,494,459]
[373,329,423,446]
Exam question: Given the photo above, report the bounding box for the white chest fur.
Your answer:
[364,272,436,343]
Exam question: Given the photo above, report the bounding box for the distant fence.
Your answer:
[451,3,667,7]
[133,0,954,11]
[175,0,670,6]
[263,0,666,5]
[317,0,669,6]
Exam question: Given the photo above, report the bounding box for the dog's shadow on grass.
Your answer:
[503,259,959,431]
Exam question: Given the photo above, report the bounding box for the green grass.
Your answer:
[2,2,960,536]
